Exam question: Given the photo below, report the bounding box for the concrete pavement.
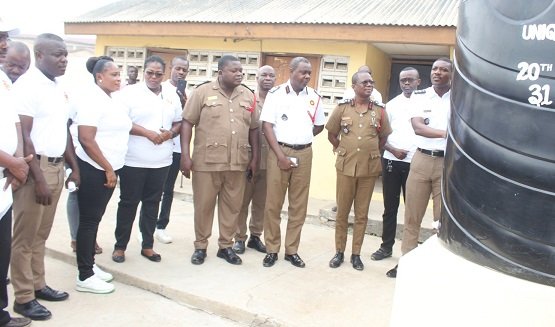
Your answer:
[8,177,434,327]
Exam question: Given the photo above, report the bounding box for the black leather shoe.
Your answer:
[247,235,267,253]
[232,240,245,254]
[141,249,162,262]
[34,285,69,302]
[191,249,207,265]
[329,252,344,268]
[350,255,364,271]
[284,253,306,268]
[371,247,392,261]
[13,299,51,321]
[2,316,32,327]
[386,265,398,278]
[263,253,278,267]
[112,249,125,263]
[217,247,242,265]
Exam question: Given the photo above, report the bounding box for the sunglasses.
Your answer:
[145,70,164,78]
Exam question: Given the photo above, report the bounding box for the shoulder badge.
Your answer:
[195,80,211,88]
[269,85,281,93]
[338,98,352,105]
[413,89,426,94]
[240,83,254,94]
[372,99,386,108]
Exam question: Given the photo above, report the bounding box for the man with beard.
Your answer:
[370,67,420,262]
[181,55,259,266]
[326,71,391,271]
[260,57,325,268]
[10,33,80,320]
[232,65,276,255]
[387,58,452,278]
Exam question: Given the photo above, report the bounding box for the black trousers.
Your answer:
[0,208,12,325]
[380,157,410,251]
[157,152,180,229]
[115,165,169,251]
[76,158,117,281]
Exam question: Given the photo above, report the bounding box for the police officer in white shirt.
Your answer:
[260,57,326,268]
[387,58,452,278]
[371,67,420,262]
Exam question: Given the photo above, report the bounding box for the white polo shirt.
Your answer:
[11,67,70,157]
[383,93,417,163]
[116,82,182,168]
[161,80,189,154]
[260,81,325,145]
[410,86,451,151]
[0,96,18,176]
[74,84,132,171]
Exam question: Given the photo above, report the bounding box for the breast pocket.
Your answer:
[205,137,228,163]
[237,139,251,164]
[204,101,224,118]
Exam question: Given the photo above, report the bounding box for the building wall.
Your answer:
[96,35,391,200]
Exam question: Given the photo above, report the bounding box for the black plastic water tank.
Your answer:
[439,0,555,286]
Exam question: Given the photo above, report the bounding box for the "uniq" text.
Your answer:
[522,24,555,41]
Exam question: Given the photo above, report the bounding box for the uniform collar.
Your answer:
[285,80,308,95]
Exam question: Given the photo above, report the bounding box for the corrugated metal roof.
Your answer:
[67,0,458,27]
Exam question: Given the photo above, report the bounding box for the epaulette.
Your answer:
[372,99,385,108]
[240,83,254,93]
[413,89,426,94]
[338,98,352,105]
[269,85,281,93]
[195,80,211,88]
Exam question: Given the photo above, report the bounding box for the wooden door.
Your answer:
[148,49,188,81]
[263,55,321,89]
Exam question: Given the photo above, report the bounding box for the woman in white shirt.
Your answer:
[112,56,182,264]
[74,56,132,294]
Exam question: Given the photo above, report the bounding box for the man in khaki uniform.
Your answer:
[180,55,259,265]
[326,71,392,271]
[232,65,276,254]
[260,57,326,268]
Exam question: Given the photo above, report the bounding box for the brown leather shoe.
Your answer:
[70,241,76,252]
[95,242,103,254]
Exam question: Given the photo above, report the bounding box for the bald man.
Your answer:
[232,65,276,254]
[1,41,30,83]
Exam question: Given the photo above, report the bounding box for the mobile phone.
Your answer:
[177,79,187,94]
[287,156,299,167]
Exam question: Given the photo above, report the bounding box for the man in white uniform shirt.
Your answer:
[387,58,452,278]
[11,33,80,320]
[260,57,325,268]
[152,55,189,244]
[371,67,420,262]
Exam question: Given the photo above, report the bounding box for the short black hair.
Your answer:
[144,55,165,71]
[218,55,239,70]
[400,66,420,77]
[85,56,114,82]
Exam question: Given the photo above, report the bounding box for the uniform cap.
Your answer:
[0,17,19,36]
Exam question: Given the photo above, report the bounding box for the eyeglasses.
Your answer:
[358,80,375,86]
[400,78,417,83]
[145,70,164,78]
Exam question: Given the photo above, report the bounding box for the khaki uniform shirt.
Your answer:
[183,81,258,172]
[326,100,392,177]
[255,90,269,170]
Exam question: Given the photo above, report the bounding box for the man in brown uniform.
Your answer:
[326,71,391,270]
[232,65,276,254]
[180,55,259,265]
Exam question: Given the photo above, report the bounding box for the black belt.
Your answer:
[418,148,444,157]
[278,142,312,150]
[36,155,64,164]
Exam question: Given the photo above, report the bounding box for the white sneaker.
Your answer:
[154,228,173,244]
[137,231,143,244]
[93,264,114,282]
[76,275,115,294]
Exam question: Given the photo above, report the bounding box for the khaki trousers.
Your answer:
[11,158,63,303]
[192,171,245,249]
[264,146,312,255]
[235,169,266,241]
[401,150,444,255]
[335,173,376,255]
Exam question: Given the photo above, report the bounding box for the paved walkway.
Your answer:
[7,177,434,327]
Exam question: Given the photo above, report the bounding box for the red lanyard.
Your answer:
[307,96,320,124]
